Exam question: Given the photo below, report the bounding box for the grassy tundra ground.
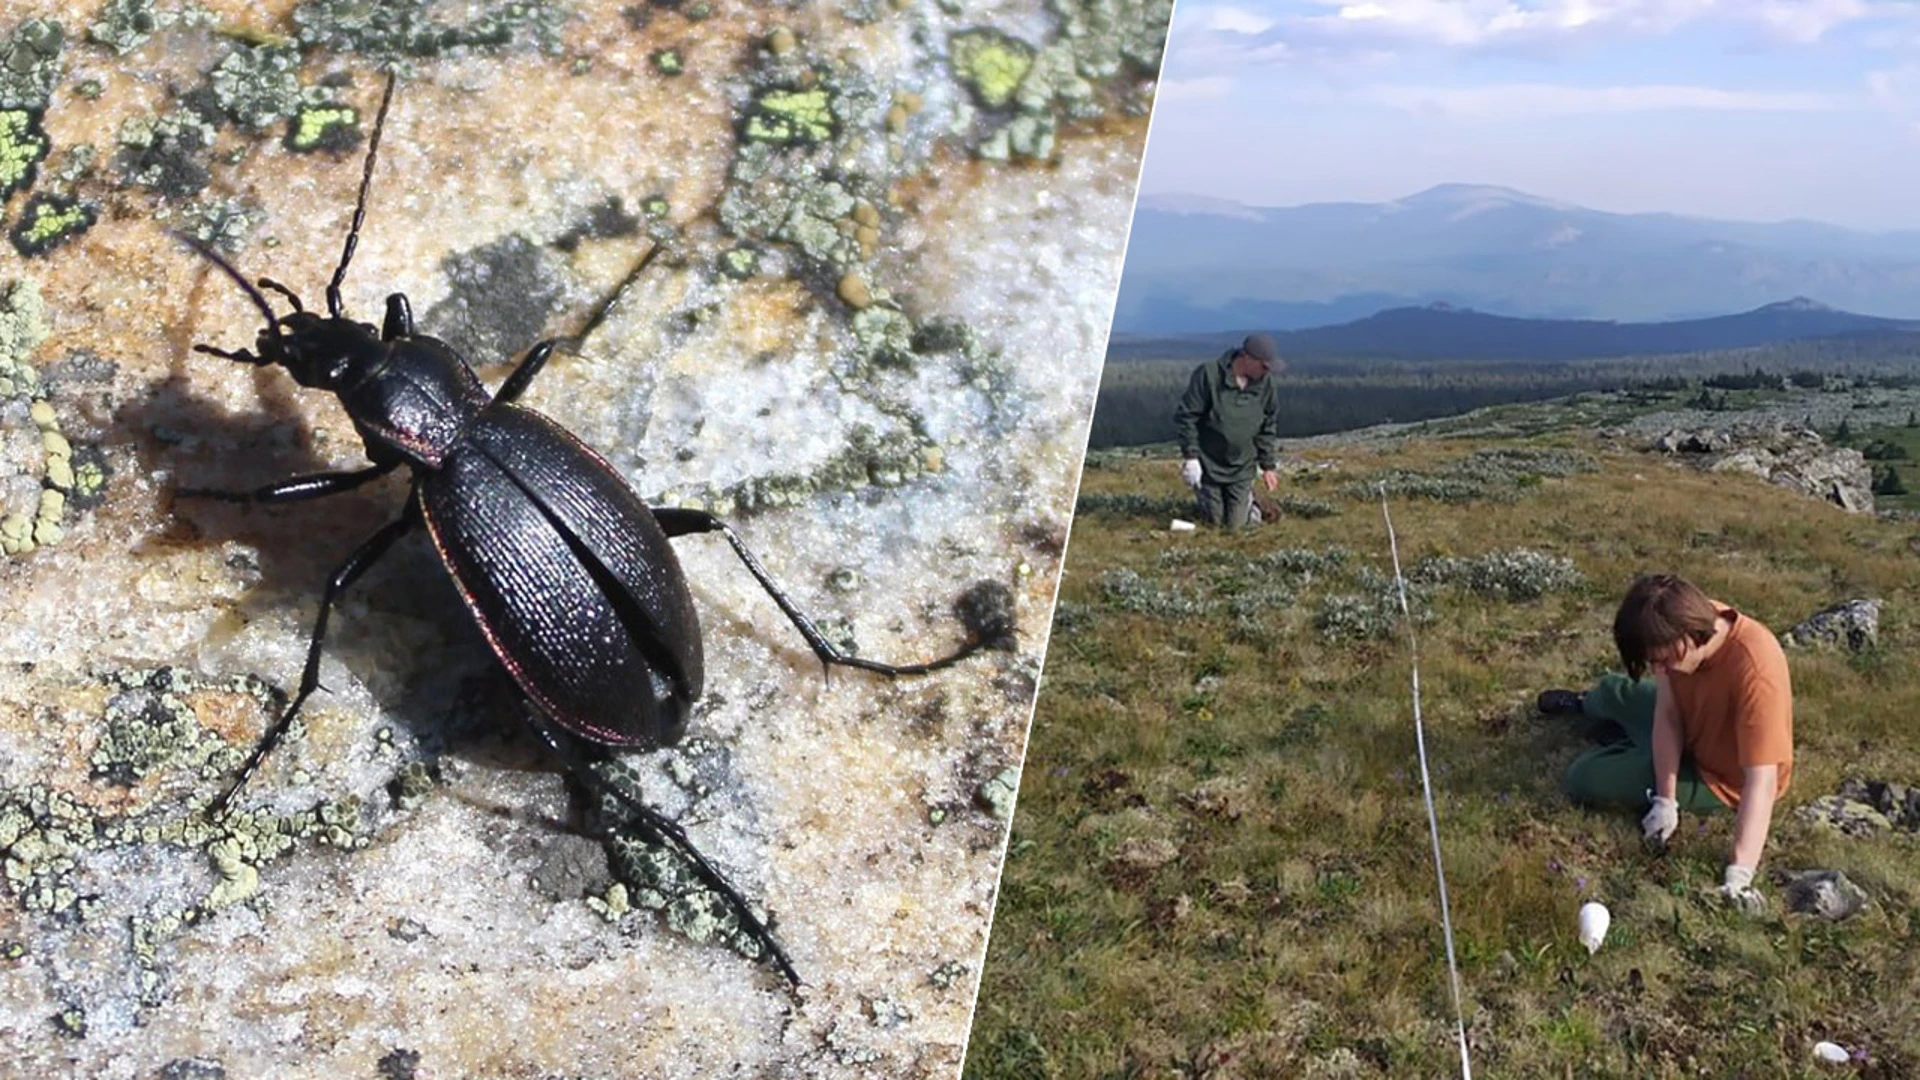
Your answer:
[965,422,1920,1079]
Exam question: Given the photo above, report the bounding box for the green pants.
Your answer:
[1562,674,1728,813]
[1195,477,1253,530]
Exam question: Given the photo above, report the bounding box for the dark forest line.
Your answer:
[1093,335,1920,447]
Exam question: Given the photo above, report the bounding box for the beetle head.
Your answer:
[258,312,385,391]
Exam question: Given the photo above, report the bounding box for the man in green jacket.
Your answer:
[1175,333,1283,529]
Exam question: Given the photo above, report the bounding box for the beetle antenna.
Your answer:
[565,241,667,350]
[171,231,284,338]
[327,68,400,320]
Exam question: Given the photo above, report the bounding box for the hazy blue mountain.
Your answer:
[1113,185,1920,333]
[1106,298,1920,365]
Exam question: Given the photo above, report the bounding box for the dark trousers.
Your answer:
[1195,477,1253,530]
[1562,674,1728,812]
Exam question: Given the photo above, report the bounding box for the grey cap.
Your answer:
[1240,332,1280,368]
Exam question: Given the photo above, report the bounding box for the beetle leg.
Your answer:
[191,343,263,365]
[178,461,399,505]
[210,513,414,817]
[524,713,803,988]
[382,293,415,341]
[650,508,986,677]
[492,339,559,405]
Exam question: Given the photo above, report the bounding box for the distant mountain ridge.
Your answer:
[1113,185,1920,333]
[1107,298,1920,364]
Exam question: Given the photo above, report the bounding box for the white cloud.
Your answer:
[1262,0,1906,54]
[1358,81,1855,119]
[1201,5,1277,34]
[1159,76,1236,101]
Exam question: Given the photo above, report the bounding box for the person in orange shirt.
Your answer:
[1547,573,1794,912]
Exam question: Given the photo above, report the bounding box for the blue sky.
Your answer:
[1145,1,1920,229]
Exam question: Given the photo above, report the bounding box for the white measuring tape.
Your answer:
[1378,485,1474,1079]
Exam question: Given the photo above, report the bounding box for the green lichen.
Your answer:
[652,48,682,76]
[52,1004,85,1038]
[743,87,835,145]
[0,19,63,110]
[586,881,630,922]
[718,246,759,280]
[950,30,1033,109]
[204,838,261,910]
[87,0,165,55]
[284,102,359,152]
[9,194,95,256]
[0,108,48,198]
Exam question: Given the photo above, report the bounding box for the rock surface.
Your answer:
[1648,423,1874,513]
[1784,598,1882,652]
[1783,870,1870,922]
[0,3,1164,1077]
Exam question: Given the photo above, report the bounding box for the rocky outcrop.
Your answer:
[1784,598,1881,652]
[1647,423,1874,514]
[1783,870,1869,921]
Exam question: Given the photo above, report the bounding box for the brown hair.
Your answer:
[1612,573,1720,680]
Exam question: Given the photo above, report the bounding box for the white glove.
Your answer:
[1181,459,1202,488]
[1717,864,1765,914]
[1641,795,1678,845]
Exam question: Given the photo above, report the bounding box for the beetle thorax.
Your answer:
[335,334,491,469]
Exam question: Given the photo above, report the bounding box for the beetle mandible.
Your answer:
[173,71,998,986]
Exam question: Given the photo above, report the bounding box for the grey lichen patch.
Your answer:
[89,667,271,787]
[115,105,217,198]
[387,760,435,811]
[87,0,165,56]
[851,306,914,368]
[209,44,306,130]
[158,1059,226,1080]
[675,420,938,516]
[1054,0,1177,80]
[290,0,569,61]
[929,959,968,989]
[421,233,568,367]
[178,195,261,251]
[586,758,769,967]
[0,19,64,110]
[975,767,1018,820]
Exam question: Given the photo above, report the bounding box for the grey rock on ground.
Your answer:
[1783,870,1870,921]
[1648,423,1874,513]
[1784,598,1882,652]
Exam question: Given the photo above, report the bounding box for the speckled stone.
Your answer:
[0,2,1161,1077]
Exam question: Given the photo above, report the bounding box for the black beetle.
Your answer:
[173,72,998,986]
